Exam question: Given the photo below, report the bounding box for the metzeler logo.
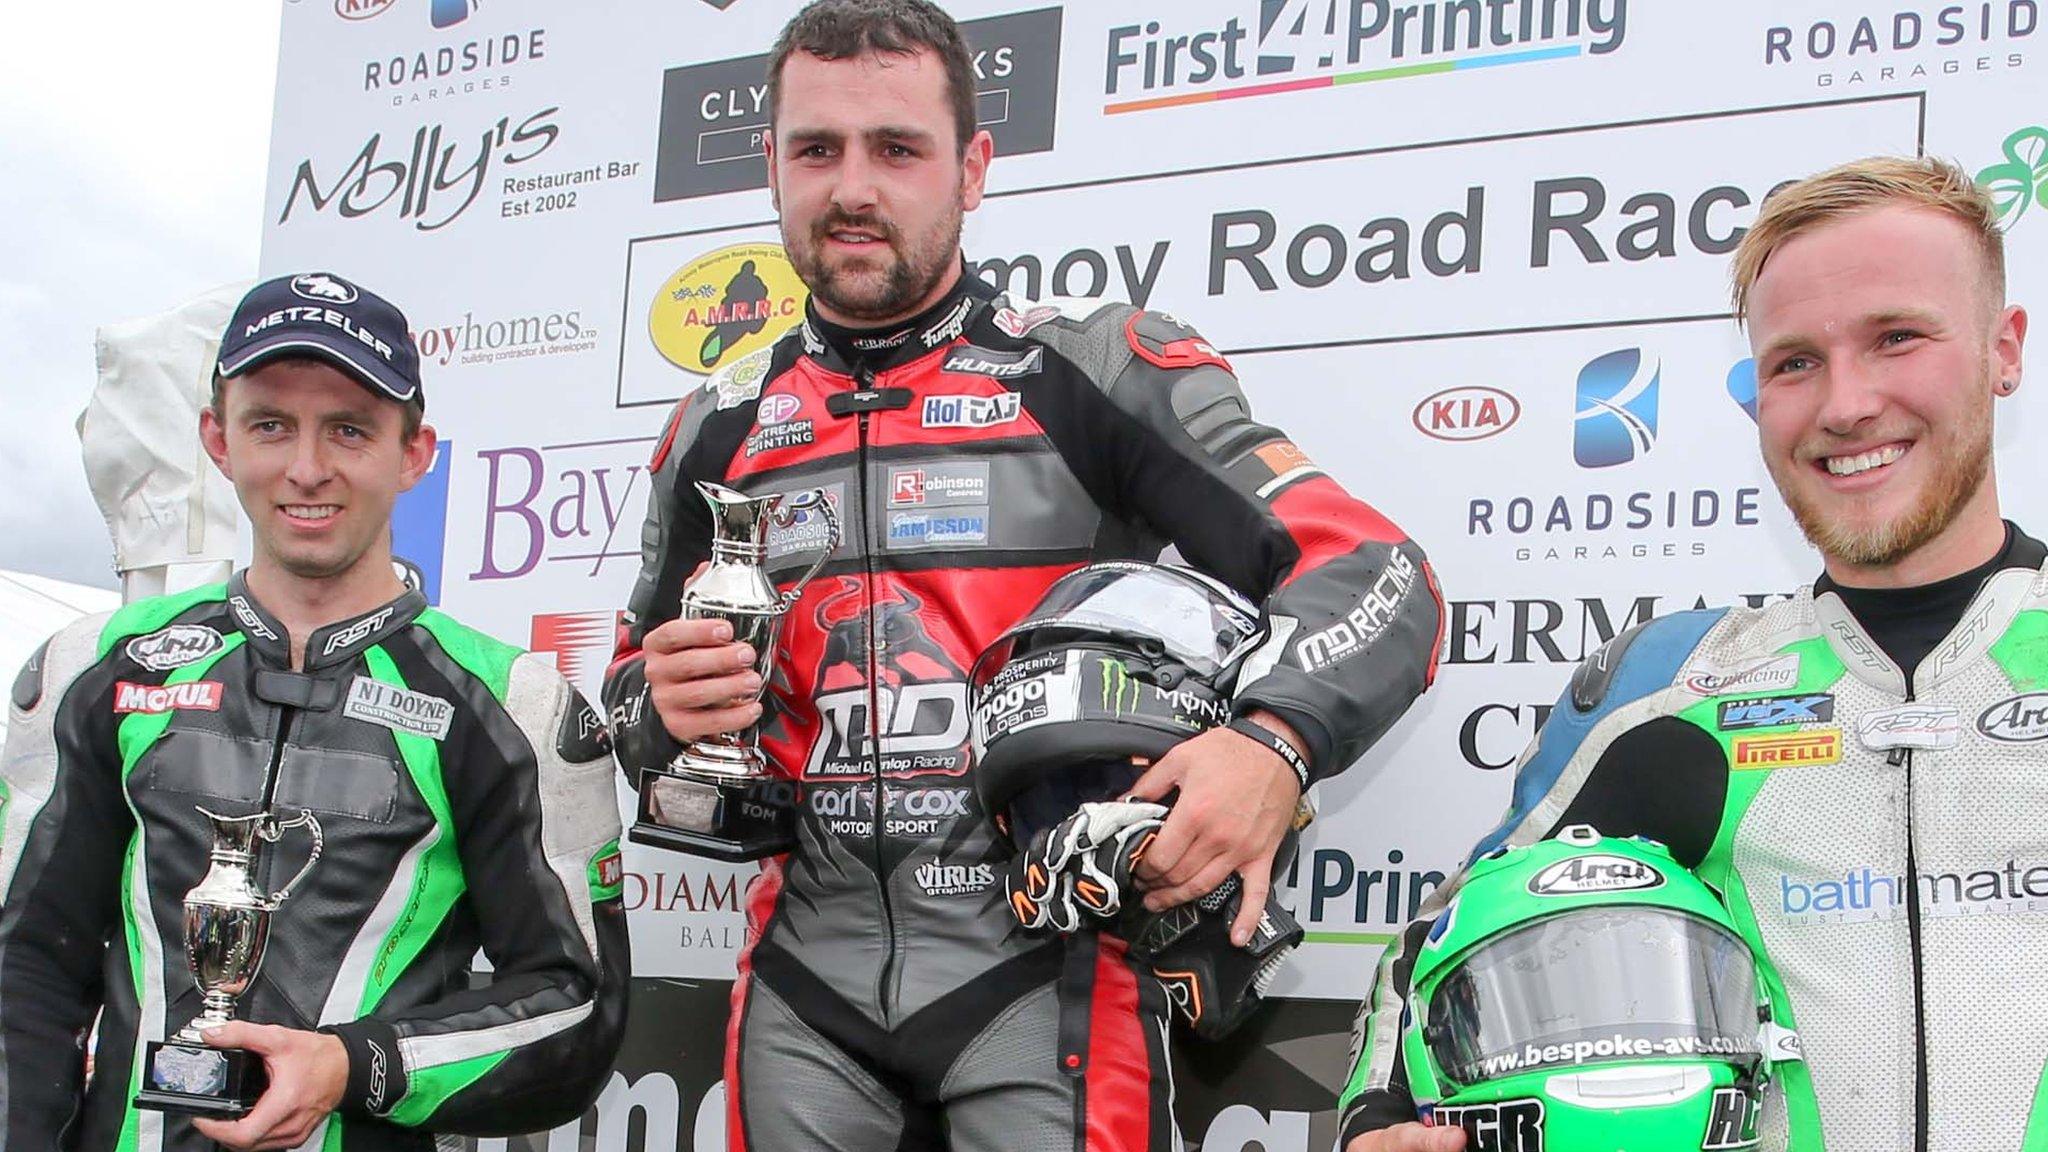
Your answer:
[113,681,225,714]
[1413,385,1520,441]
[291,273,358,304]
[652,7,1061,202]
[1104,1,1627,115]
[1573,347,1658,468]
[1732,730,1843,769]
[648,243,806,375]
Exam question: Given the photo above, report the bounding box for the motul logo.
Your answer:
[113,681,225,714]
[1412,386,1521,442]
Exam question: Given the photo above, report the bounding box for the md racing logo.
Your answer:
[1104,0,1626,115]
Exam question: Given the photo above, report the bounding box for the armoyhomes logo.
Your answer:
[1573,347,1659,468]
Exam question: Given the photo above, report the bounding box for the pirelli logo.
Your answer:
[1731,730,1842,770]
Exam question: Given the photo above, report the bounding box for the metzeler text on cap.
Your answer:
[216,272,425,406]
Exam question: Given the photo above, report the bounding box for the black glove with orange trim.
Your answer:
[1006,800,1166,934]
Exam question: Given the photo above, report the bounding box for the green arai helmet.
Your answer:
[1400,826,1798,1151]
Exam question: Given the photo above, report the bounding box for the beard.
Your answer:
[784,196,963,324]
[1772,395,1993,569]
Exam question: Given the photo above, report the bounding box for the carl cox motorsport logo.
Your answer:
[651,7,1062,201]
[648,243,809,376]
[1100,0,1627,115]
[1464,347,1764,564]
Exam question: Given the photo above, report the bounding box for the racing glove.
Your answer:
[1007,800,1167,933]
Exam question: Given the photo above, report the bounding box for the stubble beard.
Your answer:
[1774,391,1993,569]
[787,196,963,325]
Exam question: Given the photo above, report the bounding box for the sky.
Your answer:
[0,4,281,589]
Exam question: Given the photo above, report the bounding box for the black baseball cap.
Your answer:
[216,272,424,405]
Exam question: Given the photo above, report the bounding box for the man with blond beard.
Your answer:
[1338,155,2047,1151]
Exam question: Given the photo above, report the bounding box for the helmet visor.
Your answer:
[984,564,1259,681]
[1427,907,1761,1087]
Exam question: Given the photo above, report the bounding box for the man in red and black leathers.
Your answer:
[603,2,1443,1148]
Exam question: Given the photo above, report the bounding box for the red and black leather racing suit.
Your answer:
[603,273,1442,1151]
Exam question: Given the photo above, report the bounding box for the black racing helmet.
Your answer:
[968,562,1265,842]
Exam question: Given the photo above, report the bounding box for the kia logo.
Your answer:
[1413,386,1521,442]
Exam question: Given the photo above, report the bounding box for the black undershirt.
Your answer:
[1815,521,2018,683]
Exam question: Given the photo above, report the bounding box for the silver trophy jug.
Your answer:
[630,481,839,860]
[135,806,322,1116]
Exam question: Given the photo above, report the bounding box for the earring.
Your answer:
[2000,379,2018,394]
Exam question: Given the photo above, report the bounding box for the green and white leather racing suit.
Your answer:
[1341,526,2048,1151]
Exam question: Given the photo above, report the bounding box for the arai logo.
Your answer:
[1978,692,2048,742]
[1528,854,1665,896]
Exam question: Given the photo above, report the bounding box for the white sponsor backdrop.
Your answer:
[261,1,2048,1144]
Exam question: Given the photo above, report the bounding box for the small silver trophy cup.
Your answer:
[631,481,838,861]
[135,807,322,1116]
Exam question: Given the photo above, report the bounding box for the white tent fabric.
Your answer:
[0,570,119,741]
[79,283,247,602]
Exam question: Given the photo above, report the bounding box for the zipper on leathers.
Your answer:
[1894,675,1929,1152]
[853,364,900,1026]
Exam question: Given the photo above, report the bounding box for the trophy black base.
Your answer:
[134,1040,268,1116]
[629,768,796,862]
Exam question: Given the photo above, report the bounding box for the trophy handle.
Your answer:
[260,809,324,908]
[777,488,841,609]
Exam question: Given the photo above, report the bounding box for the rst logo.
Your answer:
[1413,386,1520,442]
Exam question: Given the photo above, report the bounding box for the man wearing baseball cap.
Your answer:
[0,272,629,1151]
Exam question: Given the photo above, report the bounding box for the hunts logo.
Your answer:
[943,344,1043,379]
[1527,853,1664,896]
[126,625,225,672]
[648,243,805,375]
[278,107,560,232]
[113,681,225,714]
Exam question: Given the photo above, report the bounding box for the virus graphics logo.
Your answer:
[1572,347,1659,468]
[391,441,453,605]
[648,243,806,375]
[531,611,622,698]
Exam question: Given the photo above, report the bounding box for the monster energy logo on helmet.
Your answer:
[1099,656,1142,716]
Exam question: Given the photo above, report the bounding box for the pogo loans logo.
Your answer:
[648,243,808,375]
[1103,0,1627,115]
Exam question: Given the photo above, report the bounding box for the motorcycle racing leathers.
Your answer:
[605,274,1442,1151]
[0,574,629,1151]
[1340,524,2048,1152]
